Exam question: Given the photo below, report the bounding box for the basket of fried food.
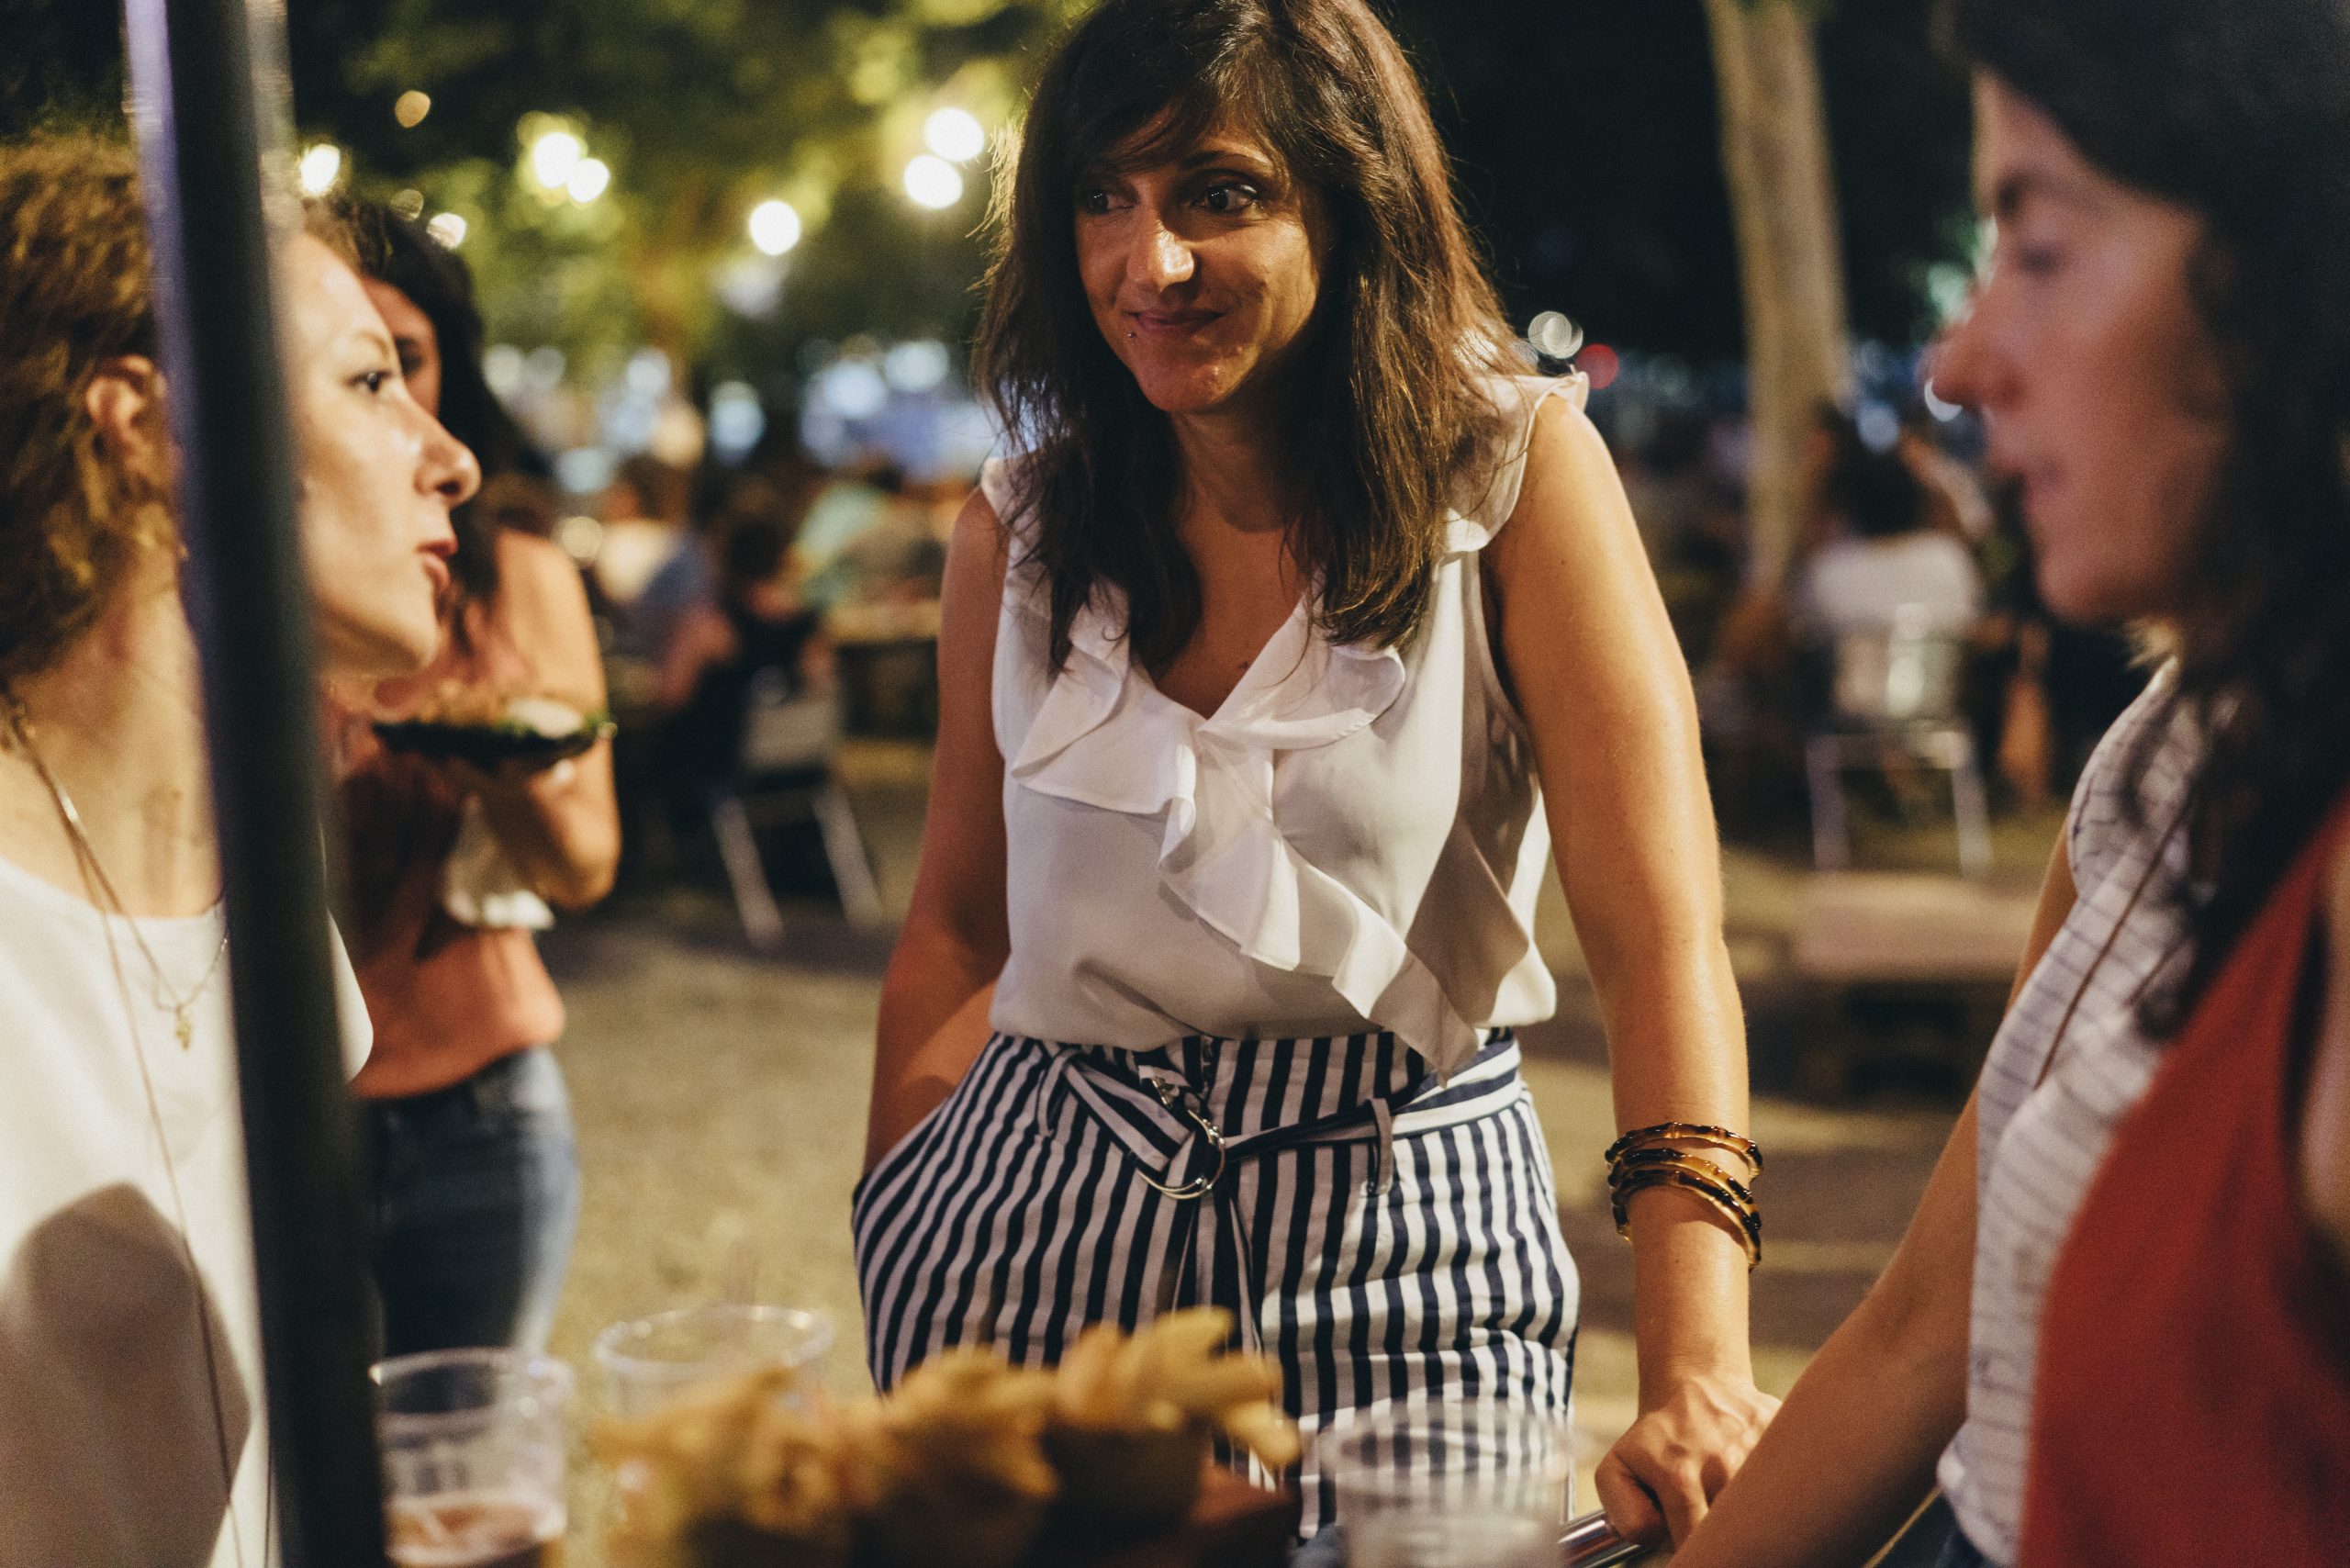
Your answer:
[598,1308,1301,1568]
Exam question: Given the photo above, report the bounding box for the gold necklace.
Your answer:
[2,703,228,1049]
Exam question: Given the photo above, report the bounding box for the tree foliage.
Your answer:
[2,0,1972,378]
[285,0,1083,370]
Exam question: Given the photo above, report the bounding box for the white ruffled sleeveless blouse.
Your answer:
[984,375,1582,1080]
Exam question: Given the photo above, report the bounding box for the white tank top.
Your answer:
[984,375,1581,1080]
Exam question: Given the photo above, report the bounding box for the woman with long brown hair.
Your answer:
[856,0,1772,1540]
[332,200,618,1361]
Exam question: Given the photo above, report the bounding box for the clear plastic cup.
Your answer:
[1319,1398,1573,1568]
[590,1303,833,1418]
[373,1348,574,1567]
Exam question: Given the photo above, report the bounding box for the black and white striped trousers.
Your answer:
[852,1029,1578,1532]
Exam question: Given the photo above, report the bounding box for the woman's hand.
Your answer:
[1596,1368,1781,1546]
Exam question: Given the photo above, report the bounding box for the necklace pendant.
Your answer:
[175,1008,196,1051]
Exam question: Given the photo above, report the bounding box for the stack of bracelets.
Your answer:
[1606,1121,1763,1271]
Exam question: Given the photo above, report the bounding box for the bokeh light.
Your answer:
[923,107,986,163]
[748,199,803,257]
[902,154,964,210]
[297,143,343,196]
[426,212,468,249]
[565,157,611,203]
[884,339,951,394]
[708,382,767,464]
[1527,310,1583,363]
[394,90,432,129]
[531,129,583,189]
[1582,342,1621,390]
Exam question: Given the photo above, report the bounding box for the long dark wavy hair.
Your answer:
[975,0,1521,676]
[1952,0,2350,1031]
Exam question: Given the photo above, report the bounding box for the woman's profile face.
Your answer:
[360,277,443,419]
[1932,74,2232,625]
[1074,125,1328,419]
[281,234,475,682]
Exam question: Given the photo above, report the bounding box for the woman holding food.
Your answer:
[335,200,619,1358]
[1671,0,2350,1562]
[856,0,1772,1540]
[0,137,476,1567]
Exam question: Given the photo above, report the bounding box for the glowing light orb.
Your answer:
[923,107,986,163]
[297,143,343,196]
[531,129,583,189]
[748,199,803,256]
[565,157,611,203]
[902,155,965,210]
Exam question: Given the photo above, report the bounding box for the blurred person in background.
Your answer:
[857,0,1774,1543]
[650,479,830,801]
[795,456,908,610]
[1674,0,2350,1562]
[593,452,689,608]
[0,137,475,1566]
[1796,443,1984,640]
[632,452,822,672]
[334,200,618,1358]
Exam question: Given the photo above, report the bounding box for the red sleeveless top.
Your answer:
[2020,800,2350,1565]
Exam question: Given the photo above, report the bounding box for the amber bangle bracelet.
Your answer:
[1608,1158,1759,1235]
[1608,1146,1759,1209]
[1605,1121,1763,1176]
[1613,1167,1763,1269]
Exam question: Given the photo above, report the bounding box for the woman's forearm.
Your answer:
[867,921,1001,1168]
[1600,931,1756,1386]
[1673,1092,1983,1567]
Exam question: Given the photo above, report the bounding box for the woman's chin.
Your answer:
[317,612,444,688]
[1126,359,1248,417]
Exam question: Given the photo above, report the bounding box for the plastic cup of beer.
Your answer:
[590,1303,833,1418]
[1320,1398,1573,1568]
[375,1348,574,1567]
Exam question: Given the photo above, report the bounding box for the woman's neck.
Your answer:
[0,561,221,917]
[1168,402,1294,539]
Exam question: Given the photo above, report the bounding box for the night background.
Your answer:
[4,0,1974,374]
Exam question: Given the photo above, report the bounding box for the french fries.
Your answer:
[595,1311,1301,1567]
[1051,1309,1301,1469]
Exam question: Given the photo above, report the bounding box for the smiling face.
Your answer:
[280,234,476,682]
[1074,128,1328,420]
[1930,75,2232,625]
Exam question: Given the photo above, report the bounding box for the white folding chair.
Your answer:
[708,668,884,947]
[1805,607,1992,879]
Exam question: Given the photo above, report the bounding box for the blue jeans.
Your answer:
[366,1047,580,1357]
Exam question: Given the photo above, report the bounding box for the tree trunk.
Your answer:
[1704,0,1852,589]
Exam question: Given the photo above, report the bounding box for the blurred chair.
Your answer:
[708,669,885,946]
[1805,607,1993,879]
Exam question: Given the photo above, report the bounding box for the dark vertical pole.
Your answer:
[121,2,386,1563]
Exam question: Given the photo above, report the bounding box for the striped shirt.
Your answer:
[1938,666,2199,1564]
